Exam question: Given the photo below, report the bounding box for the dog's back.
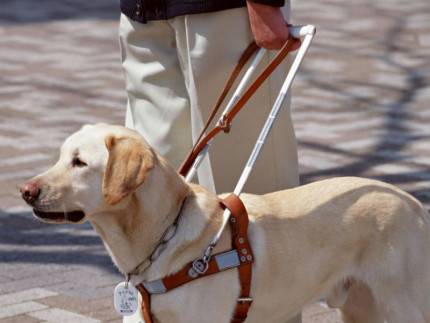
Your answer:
[240,177,430,322]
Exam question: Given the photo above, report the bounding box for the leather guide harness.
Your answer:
[135,193,253,323]
[134,35,299,322]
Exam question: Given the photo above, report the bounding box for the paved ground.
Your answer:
[0,0,429,322]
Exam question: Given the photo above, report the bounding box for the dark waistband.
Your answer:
[120,0,284,24]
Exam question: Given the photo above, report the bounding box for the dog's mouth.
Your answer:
[33,209,85,223]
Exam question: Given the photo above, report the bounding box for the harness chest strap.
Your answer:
[135,193,254,323]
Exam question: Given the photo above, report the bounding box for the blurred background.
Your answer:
[0,0,429,321]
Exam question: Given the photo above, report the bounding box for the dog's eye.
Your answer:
[72,157,87,168]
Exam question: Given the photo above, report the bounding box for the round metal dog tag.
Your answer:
[114,282,139,316]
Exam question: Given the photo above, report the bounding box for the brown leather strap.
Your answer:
[192,42,260,150]
[135,284,153,323]
[161,249,237,290]
[178,42,259,177]
[221,194,253,323]
[220,194,252,257]
[178,36,297,177]
[231,264,253,323]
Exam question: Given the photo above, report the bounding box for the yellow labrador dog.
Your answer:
[20,124,430,323]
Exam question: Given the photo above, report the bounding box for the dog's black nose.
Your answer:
[20,181,40,204]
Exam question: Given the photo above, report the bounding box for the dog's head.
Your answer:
[20,124,155,224]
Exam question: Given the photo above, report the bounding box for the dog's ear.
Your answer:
[103,135,154,205]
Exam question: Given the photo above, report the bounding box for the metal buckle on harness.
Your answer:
[238,297,253,305]
[188,244,215,278]
[218,116,231,133]
[188,259,209,278]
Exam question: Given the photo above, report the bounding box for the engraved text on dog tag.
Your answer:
[114,282,138,316]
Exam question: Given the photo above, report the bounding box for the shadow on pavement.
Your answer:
[0,209,120,274]
[297,4,430,208]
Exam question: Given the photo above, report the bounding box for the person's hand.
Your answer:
[246,0,301,50]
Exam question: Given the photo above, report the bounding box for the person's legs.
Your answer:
[119,13,195,174]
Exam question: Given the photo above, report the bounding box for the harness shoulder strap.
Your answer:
[136,285,152,323]
[220,194,253,323]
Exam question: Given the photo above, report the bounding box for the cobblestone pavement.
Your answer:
[0,0,429,322]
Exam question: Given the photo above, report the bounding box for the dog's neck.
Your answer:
[89,159,225,284]
[128,193,189,276]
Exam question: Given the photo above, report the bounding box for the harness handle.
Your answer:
[178,35,297,177]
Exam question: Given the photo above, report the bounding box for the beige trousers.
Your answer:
[119,5,299,195]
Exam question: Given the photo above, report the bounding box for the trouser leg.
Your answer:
[120,14,195,174]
